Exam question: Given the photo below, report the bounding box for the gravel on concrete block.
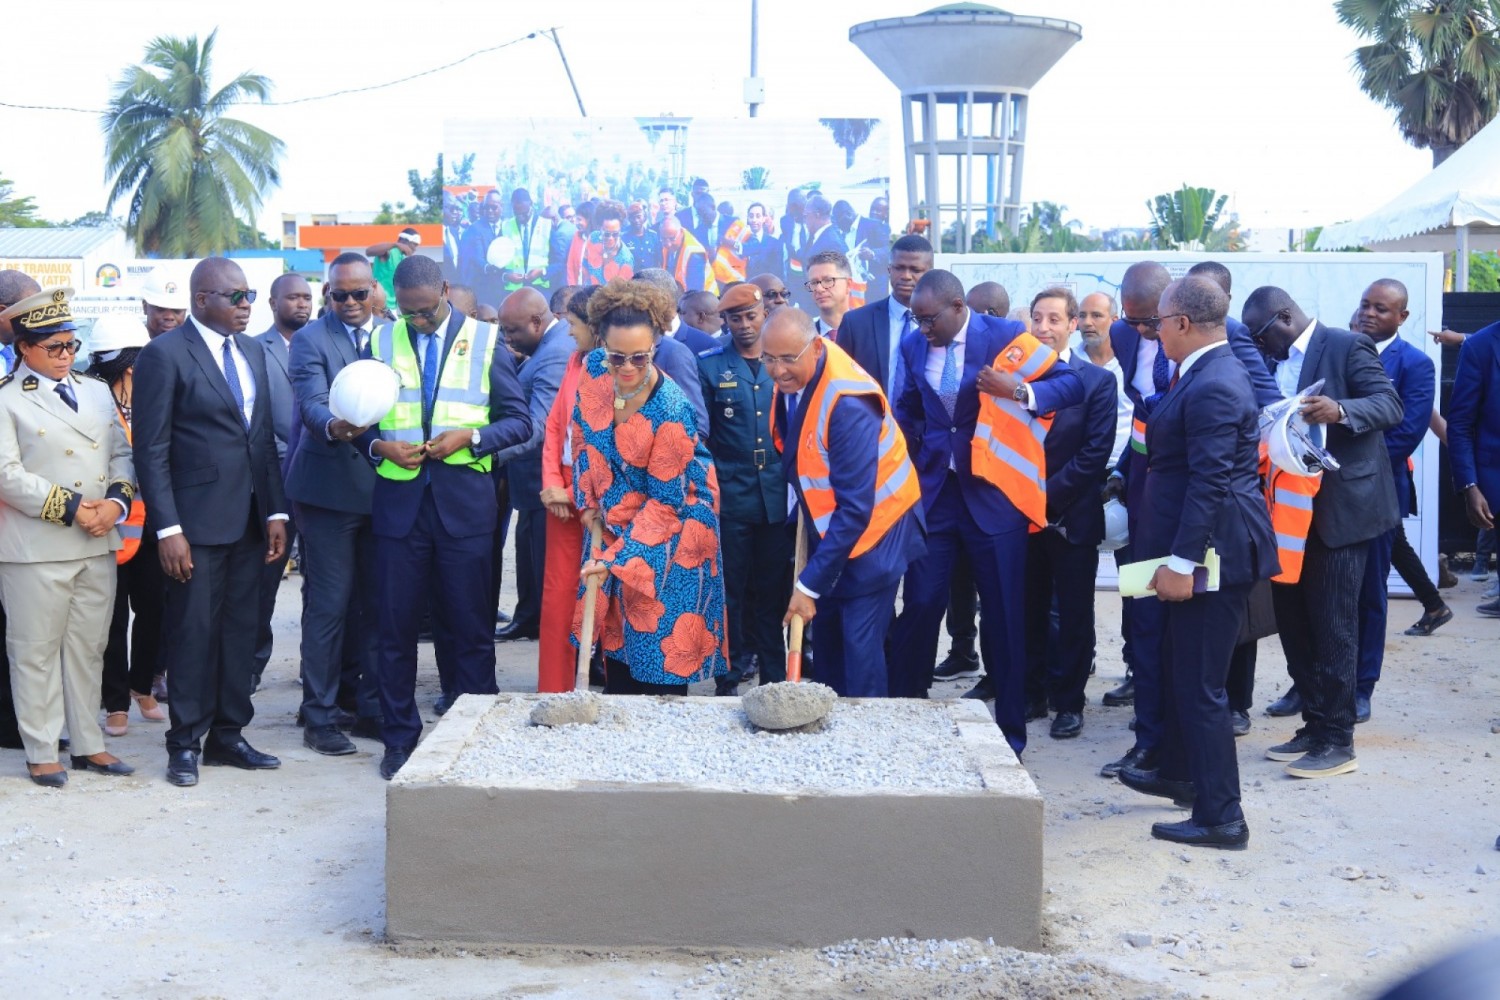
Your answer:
[528,691,603,727]
[740,681,837,730]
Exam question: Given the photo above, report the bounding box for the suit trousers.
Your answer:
[1273,531,1366,748]
[1227,641,1256,714]
[1390,527,1442,613]
[945,545,978,655]
[889,475,1029,753]
[813,582,900,698]
[101,532,166,712]
[1118,539,1166,752]
[1356,528,1397,700]
[538,511,584,693]
[295,502,379,727]
[720,518,794,690]
[488,474,511,624]
[376,489,497,751]
[0,555,115,764]
[1113,547,1137,674]
[1156,581,1250,829]
[510,507,546,632]
[1023,529,1099,715]
[254,515,297,681]
[162,515,265,754]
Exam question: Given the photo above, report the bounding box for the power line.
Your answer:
[0,28,552,115]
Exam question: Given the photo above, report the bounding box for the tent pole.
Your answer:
[1457,225,1471,291]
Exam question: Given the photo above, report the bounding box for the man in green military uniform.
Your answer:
[0,287,136,786]
[695,283,792,695]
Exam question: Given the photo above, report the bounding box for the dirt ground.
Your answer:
[1,562,1496,999]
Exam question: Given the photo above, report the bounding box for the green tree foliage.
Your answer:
[102,31,285,256]
[1147,185,1244,251]
[741,166,773,190]
[942,202,1103,253]
[0,175,47,228]
[819,118,880,169]
[1337,0,1500,164]
[1467,251,1500,290]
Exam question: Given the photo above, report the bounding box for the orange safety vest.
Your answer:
[971,332,1058,531]
[1259,447,1322,585]
[115,408,144,565]
[712,219,749,286]
[668,230,715,293]
[771,341,921,559]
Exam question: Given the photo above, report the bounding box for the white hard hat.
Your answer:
[1265,406,1327,477]
[329,359,401,428]
[486,235,517,270]
[139,268,188,310]
[1100,498,1130,552]
[89,313,151,354]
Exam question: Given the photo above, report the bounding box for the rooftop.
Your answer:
[0,226,122,258]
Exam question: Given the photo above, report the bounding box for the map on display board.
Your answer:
[938,251,1447,595]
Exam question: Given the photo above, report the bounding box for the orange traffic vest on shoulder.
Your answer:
[1259,446,1322,584]
[712,219,749,286]
[971,332,1058,531]
[115,408,144,565]
[772,341,921,559]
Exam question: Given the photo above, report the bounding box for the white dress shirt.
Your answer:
[1374,331,1398,355]
[1275,319,1318,399]
[1132,334,1173,400]
[1099,354,1133,467]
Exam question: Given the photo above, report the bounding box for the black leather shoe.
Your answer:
[433,694,453,716]
[380,746,414,780]
[71,755,135,776]
[166,750,199,787]
[1050,711,1083,739]
[1265,688,1302,717]
[494,622,540,642]
[304,725,356,756]
[961,675,995,701]
[932,649,982,681]
[1119,764,1194,807]
[350,716,384,741]
[496,608,512,625]
[203,740,281,770]
[27,764,67,788]
[1102,675,1135,707]
[1151,818,1249,850]
[1101,745,1157,779]
[1354,694,1371,724]
[1231,710,1251,737]
[1024,697,1050,722]
[1404,606,1453,636]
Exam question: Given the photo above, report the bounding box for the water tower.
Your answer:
[850,4,1081,251]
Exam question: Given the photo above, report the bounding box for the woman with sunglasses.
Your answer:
[570,280,728,693]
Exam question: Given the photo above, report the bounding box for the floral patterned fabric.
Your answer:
[570,349,728,685]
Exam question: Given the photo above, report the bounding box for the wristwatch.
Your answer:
[1011,383,1028,403]
[470,428,482,451]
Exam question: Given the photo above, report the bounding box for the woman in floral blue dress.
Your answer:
[571,279,728,693]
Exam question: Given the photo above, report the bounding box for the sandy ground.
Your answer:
[1,558,1497,999]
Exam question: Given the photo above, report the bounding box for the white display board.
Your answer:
[937,252,1446,596]
[71,258,285,353]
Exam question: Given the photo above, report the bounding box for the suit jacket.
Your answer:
[1446,320,1500,508]
[0,366,133,562]
[1044,355,1118,546]
[1138,343,1278,586]
[853,217,891,300]
[284,312,382,515]
[1274,324,1404,548]
[496,321,572,511]
[356,309,531,540]
[654,334,709,434]
[802,223,848,263]
[894,312,1084,536]
[742,233,785,282]
[671,322,720,357]
[1377,335,1436,518]
[838,295,901,395]
[133,318,286,546]
[255,328,294,463]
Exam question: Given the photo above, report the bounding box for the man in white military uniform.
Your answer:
[0,287,136,786]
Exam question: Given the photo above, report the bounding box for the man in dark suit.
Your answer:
[1020,288,1117,739]
[888,270,1083,755]
[1117,277,1278,849]
[285,254,386,756]
[1448,316,1500,618]
[852,197,892,301]
[792,195,846,313]
[742,202,785,283]
[1241,286,1403,779]
[838,234,933,399]
[356,255,530,779]
[458,190,505,309]
[133,257,289,787]
[779,189,810,292]
[493,288,572,642]
[251,274,310,692]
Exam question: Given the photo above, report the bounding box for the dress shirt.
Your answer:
[1374,331,1398,355]
[888,296,911,395]
[925,316,969,472]
[325,319,375,441]
[814,317,839,339]
[1275,319,1318,399]
[1163,340,1225,577]
[1097,354,1133,467]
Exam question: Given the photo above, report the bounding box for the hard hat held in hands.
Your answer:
[329,359,400,428]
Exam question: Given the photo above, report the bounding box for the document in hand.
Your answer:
[1117,548,1220,597]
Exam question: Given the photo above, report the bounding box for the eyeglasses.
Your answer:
[762,289,790,303]
[763,339,815,367]
[1249,309,1288,345]
[329,288,371,304]
[1151,312,1189,332]
[400,303,444,324]
[1120,313,1157,331]
[205,289,257,306]
[911,310,946,330]
[606,350,655,370]
[38,340,82,358]
[804,277,848,291]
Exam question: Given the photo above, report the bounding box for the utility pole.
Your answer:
[746,0,763,117]
[549,28,587,118]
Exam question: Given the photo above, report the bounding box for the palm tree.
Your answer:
[1336,0,1500,165]
[1147,185,1243,252]
[102,31,284,257]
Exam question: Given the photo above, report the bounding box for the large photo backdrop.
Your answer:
[443,117,891,308]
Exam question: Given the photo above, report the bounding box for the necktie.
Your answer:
[421,332,439,429]
[891,310,912,396]
[939,341,959,418]
[0,344,13,373]
[1151,341,1170,394]
[221,339,249,429]
[55,382,77,412]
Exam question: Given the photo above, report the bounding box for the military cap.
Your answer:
[0,286,76,339]
[718,283,763,314]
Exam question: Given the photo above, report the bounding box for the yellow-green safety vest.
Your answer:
[370,314,497,481]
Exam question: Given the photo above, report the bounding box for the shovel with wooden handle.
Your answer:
[576,519,604,692]
[786,510,808,682]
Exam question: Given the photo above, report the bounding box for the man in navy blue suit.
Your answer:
[355,256,531,779]
[1447,314,1500,618]
[767,307,925,698]
[837,234,933,399]
[1116,276,1278,849]
[852,197,892,302]
[1020,287,1118,740]
[888,270,1083,755]
[742,202,786,283]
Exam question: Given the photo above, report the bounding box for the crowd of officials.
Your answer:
[0,215,1496,849]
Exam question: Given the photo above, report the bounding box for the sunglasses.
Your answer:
[38,340,82,358]
[762,290,790,303]
[1120,313,1157,331]
[606,350,654,369]
[330,288,371,304]
[205,289,257,306]
[1250,309,1288,345]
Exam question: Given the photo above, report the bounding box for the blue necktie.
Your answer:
[891,310,912,397]
[939,341,959,418]
[421,332,439,430]
[1151,341,1170,394]
[221,339,249,429]
[55,382,77,412]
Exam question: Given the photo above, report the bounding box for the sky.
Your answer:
[0,0,1433,237]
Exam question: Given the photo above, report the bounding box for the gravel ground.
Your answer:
[1,561,1496,998]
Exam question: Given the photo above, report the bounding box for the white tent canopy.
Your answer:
[1319,114,1500,288]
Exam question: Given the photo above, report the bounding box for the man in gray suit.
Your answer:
[492,288,571,642]
[252,274,312,690]
[285,253,384,756]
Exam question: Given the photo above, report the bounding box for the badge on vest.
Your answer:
[455,339,469,357]
[718,382,738,388]
[1003,345,1025,366]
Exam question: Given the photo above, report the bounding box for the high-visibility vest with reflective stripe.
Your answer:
[971,332,1058,531]
[114,407,144,565]
[370,315,497,482]
[670,231,716,292]
[1259,447,1322,584]
[500,215,553,291]
[771,341,920,558]
[712,219,749,286]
